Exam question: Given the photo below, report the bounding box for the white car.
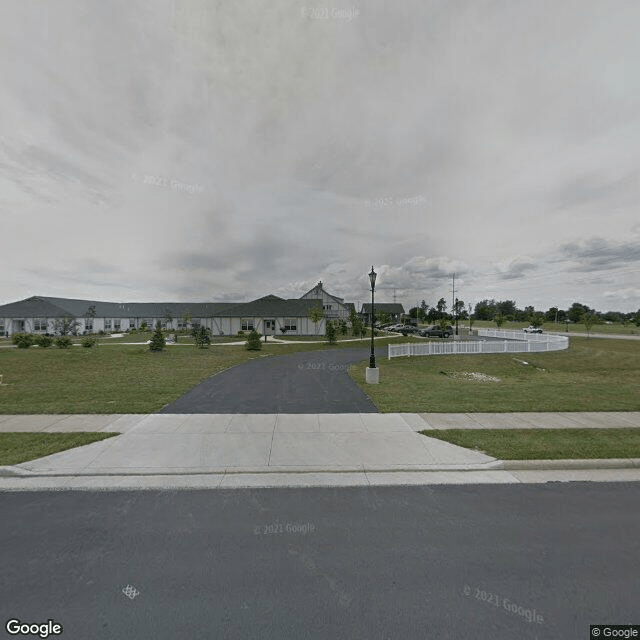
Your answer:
[523,326,543,333]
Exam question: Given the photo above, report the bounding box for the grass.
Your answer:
[420,428,640,460]
[350,336,640,412]
[0,432,118,465]
[468,319,640,335]
[0,335,413,414]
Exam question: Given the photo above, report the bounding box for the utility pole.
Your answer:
[451,274,458,336]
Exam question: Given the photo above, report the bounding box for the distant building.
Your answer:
[0,283,356,337]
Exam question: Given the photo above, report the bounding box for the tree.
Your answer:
[351,316,364,338]
[308,304,325,335]
[453,298,465,319]
[438,317,450,332]
[376,311,391,325]
[468,303,475,331]
[140,321,148,332]
[53,316,79,336]
[530,312,545,328]
[497,300,517,321]
[325,320,337,344]
[474,299,497,321]
[164,308,173,330]
[149,324,165,351]
[338,318,348,335]
[494,313,505,328]
[568,302,590,324]
[420,300,428,319]
[545,307,559,322]
[436,298,447,318]
[580,312,599,337]
[181,309,192,332]
[194,326,211,348]
[85,305,96,335]
[246,329,262,350]
[635,310,640,327]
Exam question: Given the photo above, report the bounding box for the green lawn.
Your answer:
[421,428,640,460]
[0,336,412,414]
[0,432,118,465]
[467,319,639,335]
[350,337,640,412]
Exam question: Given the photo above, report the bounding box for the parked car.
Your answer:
[400,325,421,335]
[418,325,454,338]
[384,324,404,332]
[523,326,543,333]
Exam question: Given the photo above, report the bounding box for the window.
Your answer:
[34,318,47,332]
[323,305,332,310]
[0,321,5,335]
[104,319,112,331]
[177,320,186,329]
[85,319,93,332]
[284,318,296,331]
[114,319,121,331]
[241,318,254,331]
[129,320,135,329]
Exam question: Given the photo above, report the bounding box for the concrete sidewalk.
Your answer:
[1,412,639,490]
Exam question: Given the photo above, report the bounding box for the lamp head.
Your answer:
[368,266,377,290]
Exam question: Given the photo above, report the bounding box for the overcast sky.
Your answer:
[1,0,639,313]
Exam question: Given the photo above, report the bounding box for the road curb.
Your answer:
[4,459,640,477]
[500,458,640,470]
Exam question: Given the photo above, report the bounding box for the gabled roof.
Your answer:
[216,296,324,317]
[300,281,348,307]
[0,296,237,318]
[0,295,328,319]
[0,296,74,318]
[361,303,405,314]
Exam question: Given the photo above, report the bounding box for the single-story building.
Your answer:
[0,282,355,337]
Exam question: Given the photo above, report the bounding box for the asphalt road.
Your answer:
[160,347,384,413]
[2,483,639,639]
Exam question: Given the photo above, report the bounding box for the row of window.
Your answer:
[1,317,303,333]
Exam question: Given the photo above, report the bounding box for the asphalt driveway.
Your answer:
[160,347,384,413]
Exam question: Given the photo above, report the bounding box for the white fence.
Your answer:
[388,329,568,359]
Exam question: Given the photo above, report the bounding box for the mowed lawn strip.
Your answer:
[0,336,418,414]
[0,432,118,465]
[420,428,640,460]
[350,337,640,412]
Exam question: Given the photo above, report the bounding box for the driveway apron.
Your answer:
[159,347,382,413]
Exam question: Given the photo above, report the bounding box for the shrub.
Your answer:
[237,330,245,337]
[12,333,34,348]
[140,322,148,332]
[81,336,97,348]
[194,326,212,349]
[34,335,53,348]
[149,325,165,352]
[55,336,73,349]
[325,320,337,344]
[246,330,262,350]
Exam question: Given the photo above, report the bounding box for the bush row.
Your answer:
[12,333,75,349]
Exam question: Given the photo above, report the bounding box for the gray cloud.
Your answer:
[495,257,538,280]
[2,1,640,311]
[560,237,640,272]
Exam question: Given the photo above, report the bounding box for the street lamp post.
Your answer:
[366,266,379,384]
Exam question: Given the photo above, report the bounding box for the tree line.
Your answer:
[407,298,640,327]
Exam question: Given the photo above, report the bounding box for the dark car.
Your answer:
[418,325,453,338]
[400,325,421,336]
